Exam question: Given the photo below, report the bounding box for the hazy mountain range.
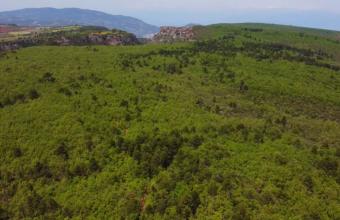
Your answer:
[0,8,160,37]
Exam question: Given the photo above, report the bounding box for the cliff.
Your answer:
[153,26,195,42]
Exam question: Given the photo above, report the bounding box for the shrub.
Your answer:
[275,153,288,165]
[54,143,69,160]
[120,99,129,108]
[275,116,287,127]
[164,63,182,74]
[303,176,314,192]
[253,130,264,144]
[318,157,338,176]
[12,147,23,158]
[232,202,250,220]
[239,80,249,92]
[13,94,26,103]
[2,97,13,106]
[85,138,94,151]
[189,191,200,215]
[196,98,204,107]
[58,87,72,96]
[31,161,52,179]
[28,89,40,99]
[72,163,89,177]
[207,181,218,196]
[190,135,204,148]
[214,105,221,113]
[0,208,9,220]
[335,148,340,157]
[40,72,56,83]
[89,158,100,172]
[219,124,232,135]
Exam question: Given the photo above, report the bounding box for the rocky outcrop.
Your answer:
[52,32,138,46]
[87,32,137,45]
[153,26,195,42]
[0,42,20,51]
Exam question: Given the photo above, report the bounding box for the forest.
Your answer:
[0,24,339,219]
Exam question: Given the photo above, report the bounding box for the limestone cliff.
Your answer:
[153,26,195,42]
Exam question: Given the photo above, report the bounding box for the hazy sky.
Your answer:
[2,0,340,12]
[1,0,340,29]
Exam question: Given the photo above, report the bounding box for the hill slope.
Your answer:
[0,24,339,219]
[0,8,159,37]
[0,26,139,51]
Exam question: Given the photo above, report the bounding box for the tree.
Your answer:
[54,142,69,160]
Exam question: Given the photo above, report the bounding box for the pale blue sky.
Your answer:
[1,0,340,29]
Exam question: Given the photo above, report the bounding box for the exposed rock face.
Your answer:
[0,43,20,51]
[153,26,195,42]
[53,32,138,46]
[87,33,137,45]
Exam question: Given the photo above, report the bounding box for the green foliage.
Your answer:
[0,24,340,219]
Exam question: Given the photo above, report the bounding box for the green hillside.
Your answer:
[0,24,339,219]
[194,23,340,62]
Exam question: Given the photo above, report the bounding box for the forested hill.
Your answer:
[0,26,139,51]
[0,24,339,219]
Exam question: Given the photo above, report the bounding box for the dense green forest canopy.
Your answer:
[0,24,339,219]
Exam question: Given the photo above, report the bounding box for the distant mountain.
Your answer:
[138,9,340,31]
[0,8,159,37]
[184,23,201,28]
